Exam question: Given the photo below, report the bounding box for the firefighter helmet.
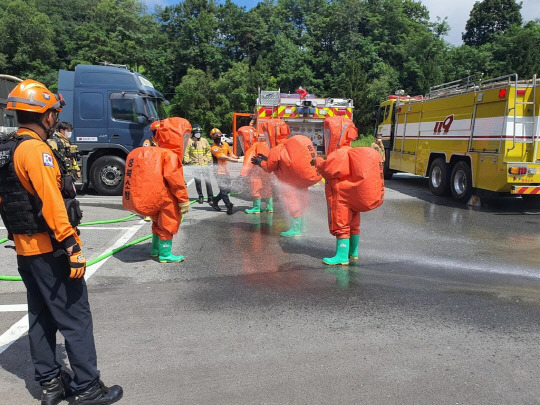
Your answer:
[209,127,222,140]
[6,79,65,113]
[192,124,202,136]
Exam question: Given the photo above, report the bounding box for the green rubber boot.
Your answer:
[261,197,274,213]
[158,239,184,263]
[245,199,261,214]
[300,216,307,232]
[323,238,350,266]
[151,234,159,257]
[349,234,360,260]
[280,217,302,237]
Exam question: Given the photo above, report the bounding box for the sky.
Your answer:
[143,0,540,46]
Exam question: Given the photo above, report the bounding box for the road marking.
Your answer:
[0,219,147,355]
[0,305,28,312]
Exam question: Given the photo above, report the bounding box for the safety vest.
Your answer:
[0,134,50,236]
[0,133,81,237]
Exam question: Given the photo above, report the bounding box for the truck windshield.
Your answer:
[147,98,168,120]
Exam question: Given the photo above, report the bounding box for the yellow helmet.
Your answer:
[209,127,222,140]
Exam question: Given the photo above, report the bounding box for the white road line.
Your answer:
[0,219,147,355]
[0,305,28,312]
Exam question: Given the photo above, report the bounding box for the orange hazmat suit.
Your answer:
[239,126,272,200]
[258,119,321,218]
[315,116,384,238]
[122,117,190,240]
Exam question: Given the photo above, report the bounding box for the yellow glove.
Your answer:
[68,244,86,279]
[179,202,190,215]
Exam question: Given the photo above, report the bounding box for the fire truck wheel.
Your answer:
[521,195,540,208]
[90,155,125,196]
[450,161,473,203]
[428,158,450,196]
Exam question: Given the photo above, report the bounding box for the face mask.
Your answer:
[65,131,73,139]
[195,133,201,139]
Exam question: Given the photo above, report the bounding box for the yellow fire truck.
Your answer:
[376,73,540,203]
[233,88,354,155]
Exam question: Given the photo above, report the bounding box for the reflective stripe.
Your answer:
[7,96,46,107]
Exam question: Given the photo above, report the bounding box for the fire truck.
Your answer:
[232,88,354,155]
[375,73,540,203]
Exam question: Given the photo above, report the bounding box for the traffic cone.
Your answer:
[158,239,184,263]
[349,234,360,260]
[280,217,302,237]
[323,238,350,266]
[245,199,261,214]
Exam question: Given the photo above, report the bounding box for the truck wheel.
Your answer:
[90,156,125,196]
[428,158,450,196]
[450,161,473,203]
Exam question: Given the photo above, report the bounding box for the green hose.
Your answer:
[0,213,145,281]
[79,213,136,226]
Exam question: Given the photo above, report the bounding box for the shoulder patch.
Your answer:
[42,152,54,167]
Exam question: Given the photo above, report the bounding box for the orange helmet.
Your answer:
[209,127,222,140]
[6,79,65,113]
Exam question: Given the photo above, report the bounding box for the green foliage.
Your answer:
[463,0,522,47]
[1,0,537,136]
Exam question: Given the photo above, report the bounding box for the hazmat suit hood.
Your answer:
[260,118,290,148]
[323,116,358,155]
[236,125,258,155]
[154,117,192,159]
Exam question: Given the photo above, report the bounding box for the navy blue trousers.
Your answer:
[17,252,99,392]
[214,173,231,205]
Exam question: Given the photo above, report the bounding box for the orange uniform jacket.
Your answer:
[0,129,78,255]
[211,142,233,175]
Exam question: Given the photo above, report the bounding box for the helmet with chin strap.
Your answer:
[7,79,64,113]
[209,127,222,140]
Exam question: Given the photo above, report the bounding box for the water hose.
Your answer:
[0,213,144,282]
[0,198,200,281]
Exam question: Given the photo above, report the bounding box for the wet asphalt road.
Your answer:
[0,169,539,404]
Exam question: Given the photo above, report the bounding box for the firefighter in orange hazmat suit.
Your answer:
[239,125,273,214]
[252,119,321,237]
[122,117,191,263]
[314,116,384,265]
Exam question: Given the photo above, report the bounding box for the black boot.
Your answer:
[207,197,214,205]
[210,200,221,211]
[198,195,204,204]
[70,379,123,404]
[41,370,71,405]
[226,203,234,215]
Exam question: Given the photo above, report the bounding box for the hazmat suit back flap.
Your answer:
[324,116,358,156]
[345,147,385,212]
[122,147,177,216]
[273,135,322,188]
[154,117,192,160]
[237,125,258,156]
[260,118,290,148]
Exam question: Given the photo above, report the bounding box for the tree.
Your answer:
[463,0,522,47]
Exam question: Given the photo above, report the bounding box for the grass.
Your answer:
[352,135,374,147]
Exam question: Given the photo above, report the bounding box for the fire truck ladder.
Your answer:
[507,74,538,161]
